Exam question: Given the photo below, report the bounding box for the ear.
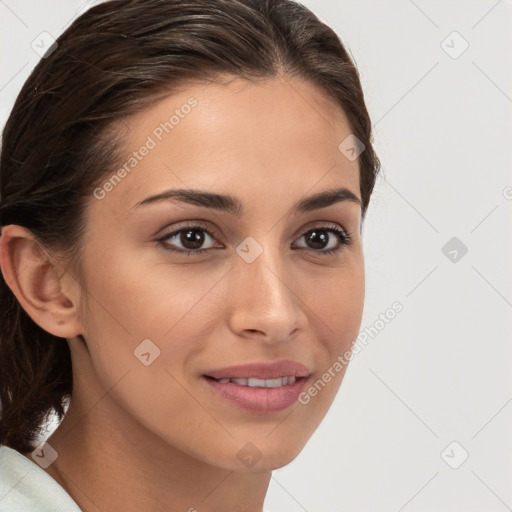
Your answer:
[0,224,83,339]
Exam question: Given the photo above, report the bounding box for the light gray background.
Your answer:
[1,1,511,511]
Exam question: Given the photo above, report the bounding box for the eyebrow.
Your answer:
[133,186,361,215]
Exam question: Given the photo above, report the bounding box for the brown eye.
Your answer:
[158,225,220,254]
[293,225,351,255]
[179,229,206,250]
[304,229,331,250]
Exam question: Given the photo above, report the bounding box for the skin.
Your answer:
[0,74,365,512]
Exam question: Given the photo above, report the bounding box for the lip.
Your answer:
[202,376,309,413]
[202,359,311,413]
[203,360,310,380]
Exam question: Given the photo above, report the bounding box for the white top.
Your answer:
[0,444,275,511]
[0,444,82,511]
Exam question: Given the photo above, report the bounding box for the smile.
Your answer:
[202,374,309,413]
[212,376,297,387]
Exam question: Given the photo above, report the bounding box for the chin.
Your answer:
[203,434,310,473]
[259,449,304,471]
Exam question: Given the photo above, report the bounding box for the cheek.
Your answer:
[79,242,214,331]
[305,258,365,353]
[330,277,365,351]
[296,254,364,409]
[75,248,226,377]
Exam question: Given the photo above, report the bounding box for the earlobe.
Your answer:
[0,224,83,339]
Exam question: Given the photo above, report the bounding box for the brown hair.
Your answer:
[0,0,380,453]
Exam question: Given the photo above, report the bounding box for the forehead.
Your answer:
[92,75,360,213]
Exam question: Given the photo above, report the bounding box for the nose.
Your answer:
[226,241,307,344]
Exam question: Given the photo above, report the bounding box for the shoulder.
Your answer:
[0,444,82,511]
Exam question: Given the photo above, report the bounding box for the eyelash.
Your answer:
[156,222,352,257]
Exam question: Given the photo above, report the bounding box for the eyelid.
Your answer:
[295,220,349,238]
[292,222,351,253]
[156,220,221,240]
[156,220,351,256]
[155,221,224,252]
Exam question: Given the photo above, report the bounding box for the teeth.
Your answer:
[216,376,296,387]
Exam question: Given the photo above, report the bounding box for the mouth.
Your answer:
[203,359,310,381]
[203,375,302,387]
[201,373,310,413]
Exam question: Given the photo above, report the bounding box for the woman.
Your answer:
[0,0,380,510]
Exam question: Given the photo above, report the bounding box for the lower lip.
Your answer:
[202,376,309,413]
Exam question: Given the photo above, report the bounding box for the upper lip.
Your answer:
[204,359,311,380]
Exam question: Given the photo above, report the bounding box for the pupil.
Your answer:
[307,230,328,249]
[181,229,204,249]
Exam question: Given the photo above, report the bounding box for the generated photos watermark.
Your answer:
[299,301,404,404]
[93,97,198,200]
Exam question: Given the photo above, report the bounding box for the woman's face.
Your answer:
[71,75,365,471]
